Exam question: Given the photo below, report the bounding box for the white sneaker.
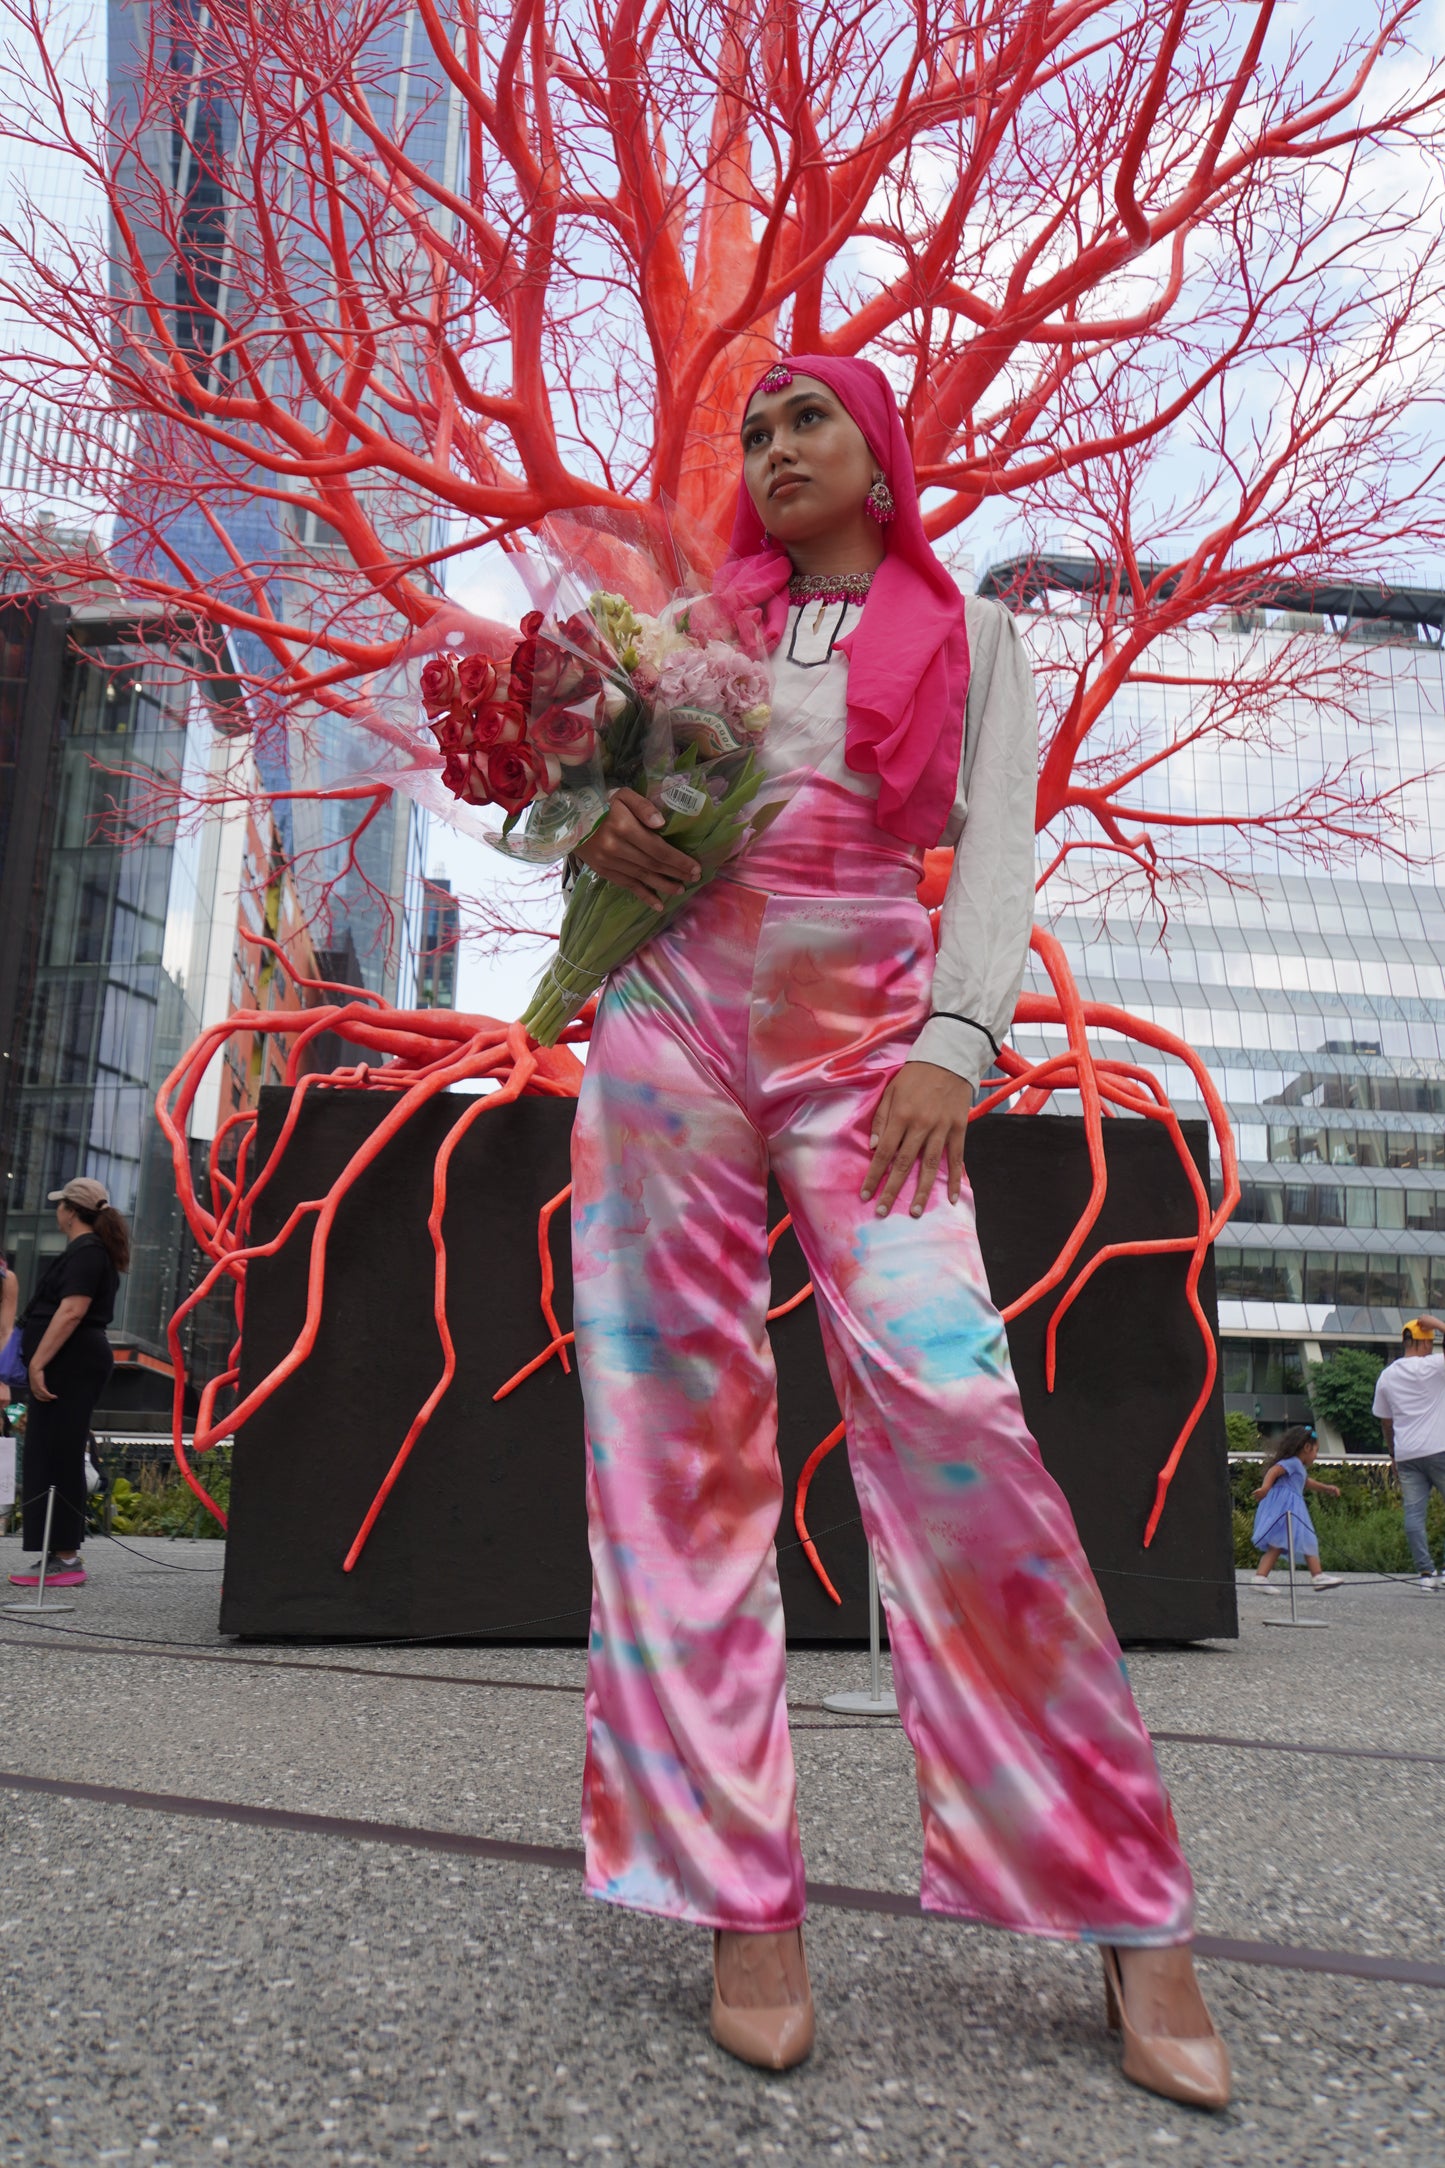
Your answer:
[1418,1574,1440,1592]
[1309,1574,1343,1591]
[1247,1576,1281,1592]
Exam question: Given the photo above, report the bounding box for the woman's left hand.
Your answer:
[27,1363,55,1405]
[862,1062,975,1219]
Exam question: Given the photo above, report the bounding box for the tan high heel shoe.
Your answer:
[710,1927,815,2070]
[1101,1946,1231,2110]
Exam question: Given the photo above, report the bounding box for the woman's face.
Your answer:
[740,376,879,547]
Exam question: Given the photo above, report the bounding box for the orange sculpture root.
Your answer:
[157,932,584,1560]
[740,920,1238,1587]
[793,1423,847,1605]
[161,908,1235,1593]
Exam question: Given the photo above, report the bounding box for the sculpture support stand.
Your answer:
[822,1552,899,1715]
[1263,1506,1328,1631]
[3,1486,75,1616]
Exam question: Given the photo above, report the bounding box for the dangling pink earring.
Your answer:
[866,475,895,525]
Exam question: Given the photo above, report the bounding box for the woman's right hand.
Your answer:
[573,789,701,911]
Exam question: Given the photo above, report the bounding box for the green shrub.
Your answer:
[105,1470,228,1540]
[1225,1411,1260,1454]
[1233,1479,1444,1572]
[1311,1499,1439,1574]
[1308,1348,1386,1451]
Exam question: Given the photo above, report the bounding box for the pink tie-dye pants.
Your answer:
[571,777,1195,1947]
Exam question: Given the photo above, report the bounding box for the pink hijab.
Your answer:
[715,354,970,847]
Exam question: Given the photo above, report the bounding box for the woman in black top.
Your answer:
[9,1177,128,1586]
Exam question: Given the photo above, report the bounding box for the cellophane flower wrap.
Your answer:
[423,580,783,1045]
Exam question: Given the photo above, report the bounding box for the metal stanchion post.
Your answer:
[823,1550,899,1715]
[4,1485,76,1616]
[1264,1502,1327,1631]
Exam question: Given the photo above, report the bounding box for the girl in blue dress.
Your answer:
[1249,1427,1343,1591]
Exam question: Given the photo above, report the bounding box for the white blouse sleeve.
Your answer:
[908,597,1039,1088]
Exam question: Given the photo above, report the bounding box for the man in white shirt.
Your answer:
[1372,1317,1445,1591]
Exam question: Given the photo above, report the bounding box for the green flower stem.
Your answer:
[521,753,779,1046]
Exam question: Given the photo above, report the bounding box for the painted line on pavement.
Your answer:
[5,1630,1443,1771]
[1150,1728,1445,1768]
[5,1768,1445,1993]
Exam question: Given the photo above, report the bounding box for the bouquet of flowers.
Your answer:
[422,583,782,1044]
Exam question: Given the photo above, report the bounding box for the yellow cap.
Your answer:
[1403,1318,1437,1343]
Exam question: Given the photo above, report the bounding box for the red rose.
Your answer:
[558,610,614,668]
[482,741,561,814]
[439,750,470,798]
[520,609,545,637]
[508,635,538,706]
[469,699,526,751]
[420,653,462,716]
[457,652,499,703]
[530,702,598,765]
[429,706,464,756]
[510,630,601,717]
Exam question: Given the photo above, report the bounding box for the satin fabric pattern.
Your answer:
[571,780,1195,1946]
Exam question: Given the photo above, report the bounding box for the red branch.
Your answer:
[160,917,1235,1577]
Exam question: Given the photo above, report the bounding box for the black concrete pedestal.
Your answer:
[219,1092,1236,1644]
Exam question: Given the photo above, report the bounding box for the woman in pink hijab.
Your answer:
[568,356,1228,2108]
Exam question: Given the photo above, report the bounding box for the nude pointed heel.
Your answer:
[710,1928,815,2071]
[1100,1946,1231,2110]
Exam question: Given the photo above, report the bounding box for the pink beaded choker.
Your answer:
[786,570,874,607]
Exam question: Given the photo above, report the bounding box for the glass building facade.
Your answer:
[991,566,1445,1440]
[416,876,459,1009]
[106,0,456,1002]
[0,597,248,1357]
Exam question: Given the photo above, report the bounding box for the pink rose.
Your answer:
[420,653,462,716]
[457,653,499,703]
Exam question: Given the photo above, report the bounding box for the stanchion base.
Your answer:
[1262,1618,1330,1630]
[821,1689,899,1715]
[2,1601,76,1616]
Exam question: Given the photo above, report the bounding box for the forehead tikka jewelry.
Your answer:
[757,361,795,393]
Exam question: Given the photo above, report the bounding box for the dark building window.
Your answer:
[1233,1179,1445,1232]
[1218,1249,1445,1309]
[416,878,459,1009]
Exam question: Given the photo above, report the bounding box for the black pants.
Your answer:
[20,1327,112,1553]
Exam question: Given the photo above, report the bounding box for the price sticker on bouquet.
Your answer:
[658,774,709,819]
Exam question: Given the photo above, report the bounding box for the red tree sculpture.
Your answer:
[4,0,1445,1559]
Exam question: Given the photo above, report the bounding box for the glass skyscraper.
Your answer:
[0,592,251,1358]
[989,563,1445,1439]
[105,0,456,1001]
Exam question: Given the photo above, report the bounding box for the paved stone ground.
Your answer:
[0,1533,1442,2166]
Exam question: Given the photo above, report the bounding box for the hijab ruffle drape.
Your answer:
[714,353,970,847]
